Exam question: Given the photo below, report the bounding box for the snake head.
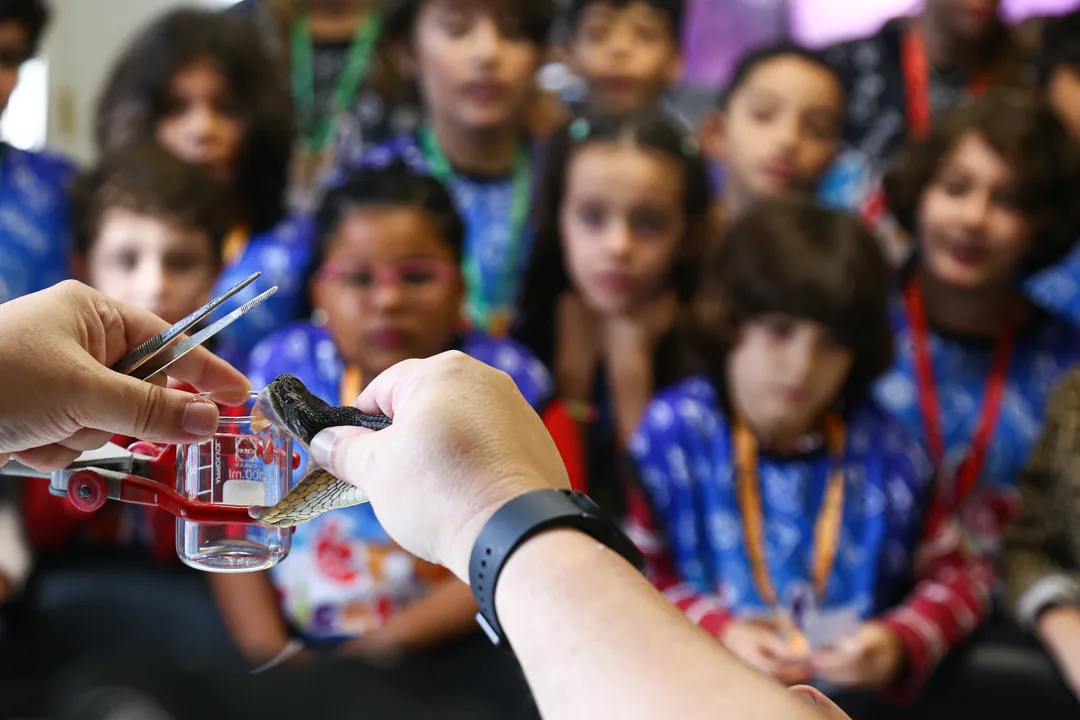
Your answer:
[251,374,331,450]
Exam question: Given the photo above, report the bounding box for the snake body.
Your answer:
[248,374,392,528]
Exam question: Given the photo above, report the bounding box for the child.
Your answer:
[629,197,983,699]
[698,44,845,224]
[513,108,709,514]
[563,0,683,117]
[876,90,1080,564]
[0,0,76,303]
[1005,369,1080,707]
[231,0,418,213]
[821,0,1032,171]
[23,142,230,564]
[95,9,303,371]
[211,160,553,673]
[70,144,230,325]
[337,0,556,338]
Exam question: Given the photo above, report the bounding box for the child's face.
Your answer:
[409,0,540,133]
[917,131,1032,291]
[727,315,853,442]
[85,208,219,325]
[568,1,681,115]
[155,59,246,183]
[1047,65,1080,143]
[312,206,464,380]
[560,142,686,316]
[0,21,28,116]
[705,56,842,204]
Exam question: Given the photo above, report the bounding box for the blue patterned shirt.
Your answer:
[0,146,76,303]
[873,300,1080,556]
[630,376,932,623]
[208,215,316,372]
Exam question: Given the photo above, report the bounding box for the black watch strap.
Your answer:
[468,489,645,650]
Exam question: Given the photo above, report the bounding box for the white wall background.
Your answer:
[21,0,239,165]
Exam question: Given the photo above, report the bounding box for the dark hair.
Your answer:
[0,0,49,57]
[566,0,684,41]
[1038,10,1080,89]
[718,42,842,109]
[514,108,711,366]
[700,196,893,410]
[94,8,293,236]
[313,159,465,271]
[384,0,556,47]
[884,89,1080,274]
[70,143,231,261]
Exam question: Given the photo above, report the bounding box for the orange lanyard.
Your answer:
[223,225,250,266]
[902,25,991,139]
[339,366,363,405]
[733,415,847,607]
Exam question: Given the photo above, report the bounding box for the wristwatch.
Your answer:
[468,489,645,650]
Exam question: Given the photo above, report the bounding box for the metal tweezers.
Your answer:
[111,271,278,380]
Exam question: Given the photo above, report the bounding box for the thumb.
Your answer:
[77,367,223,444]
[309,425,381,489]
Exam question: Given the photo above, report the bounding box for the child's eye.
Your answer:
[344,271,376,288]
[749,104,778,124]
[438,8,473,36]
[939,176,971,197]
[635,22,664,43]
[803,114,837,142]
[400,270,436,286]
[630,209,672,236]
[167,254,202,273]
[577,204,606,230]
[113,251,139,272]
[582,20,610,43]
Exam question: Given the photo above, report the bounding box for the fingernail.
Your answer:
[310,428,339,468]
[182,398,219,437]
[793,688,819,707]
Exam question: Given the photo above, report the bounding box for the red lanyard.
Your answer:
[905,280,1015,535]
[902,25,991,139]
[733,415,847,607]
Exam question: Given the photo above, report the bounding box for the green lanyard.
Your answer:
[418,124,532,335]
[291,11,382,153]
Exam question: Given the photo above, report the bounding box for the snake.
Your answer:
[248,373,392,528]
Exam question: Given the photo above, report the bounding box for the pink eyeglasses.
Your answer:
[318,259,457,294]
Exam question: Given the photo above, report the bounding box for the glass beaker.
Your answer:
[176,394,292,572]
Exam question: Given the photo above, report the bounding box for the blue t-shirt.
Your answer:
[630,376,932,624]
[333,133,534,335]
[208,215,316,372]
[246,321,553,642]
[0,145,77,303]
[873,299,1080,555]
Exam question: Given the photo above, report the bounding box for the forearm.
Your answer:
[208,571,294,664]
[363,577,478,651]
[495,529,822,720]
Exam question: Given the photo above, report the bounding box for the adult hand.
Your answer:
[721,619,812,686]
[812,622,905,689]
[0,281,250,470]
[1037,604,1080,700]
[309,351,571,581]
